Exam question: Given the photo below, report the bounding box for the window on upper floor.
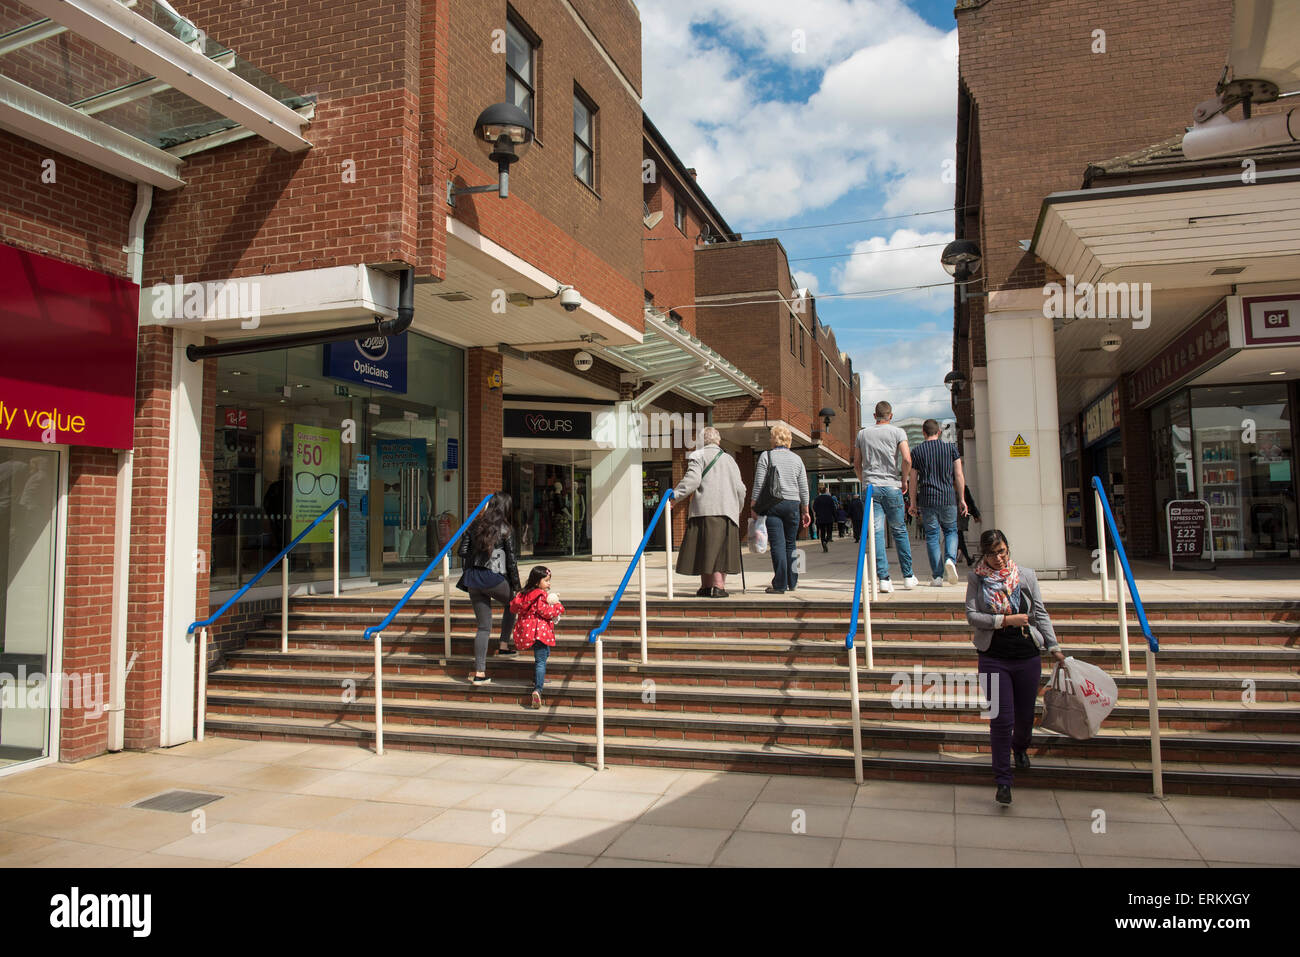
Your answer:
[675,197,686,234]
[790,316,796,356]
[799,327,805,366]
[823,358,830,392]
[506,15,537,130]
[573,88,597,189]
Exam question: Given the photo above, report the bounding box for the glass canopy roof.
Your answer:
[0,0,310,151]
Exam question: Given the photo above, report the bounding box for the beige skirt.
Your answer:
[675,515,741,575]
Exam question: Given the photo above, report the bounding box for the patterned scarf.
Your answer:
[975,556,1021,615]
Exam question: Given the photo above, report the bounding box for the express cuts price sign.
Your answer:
[1166,500,1210,568]
[292,424,340,543]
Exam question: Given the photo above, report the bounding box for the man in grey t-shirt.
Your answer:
[852,400,916,592]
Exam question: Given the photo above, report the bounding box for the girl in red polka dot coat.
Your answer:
[509,565,564,709]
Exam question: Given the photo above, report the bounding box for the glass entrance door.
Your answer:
[0,445,59,769]
[372,414,438,578]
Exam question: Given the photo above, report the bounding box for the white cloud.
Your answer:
[792,270,821,296]
[641,2,957,226]
[831,227,953,310]
[850,331,954,420]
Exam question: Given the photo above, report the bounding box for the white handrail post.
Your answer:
[1116,550,1131,676]
[848,640,863,785]
[595,636,606,771]
[639,555,648,664]
[864,571,875,670]
[1096,490,1110,601]
[664,499,674,600]
[374,631,384,756]
[442,552,451,659]
[281,557,289,654]
[867,500,878,602]
[197,627,208,742]
[332,508,340,597]
[1145,645,1163,799]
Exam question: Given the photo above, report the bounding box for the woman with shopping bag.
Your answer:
[965,529,1065,806]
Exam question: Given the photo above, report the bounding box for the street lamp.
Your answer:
[943,371,968,400]
[448,102,535,205]
[819,407,836,432]
[941,239,985,304]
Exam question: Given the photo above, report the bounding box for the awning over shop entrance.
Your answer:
[1031,168,1300,290]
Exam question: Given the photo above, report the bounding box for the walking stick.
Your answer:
[739,538,747,593]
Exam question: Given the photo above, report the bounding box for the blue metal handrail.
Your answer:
[362,494,495,642]
[1092,475,1157,652]
[844,484,875,650]
[188,498,346,634]
[588,489,675,643]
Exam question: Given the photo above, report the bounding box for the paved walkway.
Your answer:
[2,740,1297,867]
[364,536,1300,606]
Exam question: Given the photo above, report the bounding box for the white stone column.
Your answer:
[972,367,994,533]
[590,403,643,559]
[160,329,204,746]
[985,295,1066,571]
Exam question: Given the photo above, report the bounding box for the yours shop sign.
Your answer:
[504,408,592,440]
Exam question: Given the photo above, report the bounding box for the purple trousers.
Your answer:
[977,653,1044,787]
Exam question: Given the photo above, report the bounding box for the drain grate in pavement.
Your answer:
[133,790,224,813]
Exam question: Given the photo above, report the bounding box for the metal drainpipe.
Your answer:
[108,182,152,751]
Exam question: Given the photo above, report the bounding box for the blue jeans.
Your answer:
[921,504,959,578]
[765,499,800,592]
[870,486,913,580]
[533,643,550,693]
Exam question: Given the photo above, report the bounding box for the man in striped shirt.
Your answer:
[907,419,968,587]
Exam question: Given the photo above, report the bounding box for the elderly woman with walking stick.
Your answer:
[673,427,748,598]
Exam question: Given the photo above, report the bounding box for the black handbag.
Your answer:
[753,451,784,516]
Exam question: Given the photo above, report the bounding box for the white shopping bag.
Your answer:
[1041,656,1118,740]
[749,518,769,554]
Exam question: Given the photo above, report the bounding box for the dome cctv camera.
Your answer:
[560,287,582,312]
[1100,333,1122,353]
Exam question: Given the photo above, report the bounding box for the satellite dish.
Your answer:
[1228,0,1300,94]
[644,210,664,229]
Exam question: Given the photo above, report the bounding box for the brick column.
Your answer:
[1120,386,1155,557]
[466,348,503,509]
[60,448,118,760]
[125,326,173,750]
[670,442,687,544]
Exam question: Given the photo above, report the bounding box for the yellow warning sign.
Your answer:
[1010,434,1031,458]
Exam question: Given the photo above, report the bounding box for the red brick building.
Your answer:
[951,0,1299,568]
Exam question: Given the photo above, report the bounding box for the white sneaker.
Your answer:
[931,577,944,587]
[943,558,959,584]
[902,576,919,590]
[879,579,894,594]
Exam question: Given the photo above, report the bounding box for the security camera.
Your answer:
[1100,333,1122,353]
[560,287,582,312]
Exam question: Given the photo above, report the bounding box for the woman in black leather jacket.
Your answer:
[457,493,522,685]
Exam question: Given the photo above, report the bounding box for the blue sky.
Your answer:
[641,0,960,420]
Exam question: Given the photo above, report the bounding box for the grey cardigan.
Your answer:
[751,446,809,506]
[965,566,1060,654]
[674,444,747,526]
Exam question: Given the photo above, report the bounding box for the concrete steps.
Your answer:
[198,595,1300,796]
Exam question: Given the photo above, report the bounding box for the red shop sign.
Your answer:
[224,408,248,429]
[0,243,139,449]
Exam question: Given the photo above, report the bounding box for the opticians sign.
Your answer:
[291,424,340,543]
[503,408,593,440]
[0,242,139,449]
[323,334,408,393]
